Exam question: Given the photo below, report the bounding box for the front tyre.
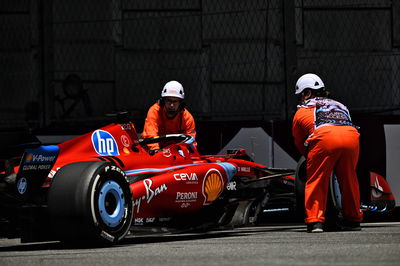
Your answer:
[48,161,133,245]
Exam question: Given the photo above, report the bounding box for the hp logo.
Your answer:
[92,130,119,156]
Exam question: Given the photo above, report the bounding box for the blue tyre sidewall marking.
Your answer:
[98,180,125,228]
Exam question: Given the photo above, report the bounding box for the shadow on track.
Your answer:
[0,223,306,251]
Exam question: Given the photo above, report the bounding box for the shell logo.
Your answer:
[25,153,33,162]
[202,169,224,205]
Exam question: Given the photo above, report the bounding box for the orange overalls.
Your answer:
[292,97,363,224]
[142,102,197,150]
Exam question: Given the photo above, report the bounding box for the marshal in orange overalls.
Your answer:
[142,102,196,150]
[292,98,363,224]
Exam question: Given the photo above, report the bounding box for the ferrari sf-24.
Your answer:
[0,114,395,245]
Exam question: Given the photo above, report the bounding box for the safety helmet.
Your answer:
[295,73,325,95]
[161,81,185,99]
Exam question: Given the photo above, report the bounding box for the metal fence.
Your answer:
[0,0,399,130]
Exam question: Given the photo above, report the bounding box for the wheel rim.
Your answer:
[98,180,125,228]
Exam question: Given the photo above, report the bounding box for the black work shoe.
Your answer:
[307,222,324,233]
[337,220,361,231]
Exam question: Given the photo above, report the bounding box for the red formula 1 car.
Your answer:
[0,114,295,245]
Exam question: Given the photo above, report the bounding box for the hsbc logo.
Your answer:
[92,130,119,156]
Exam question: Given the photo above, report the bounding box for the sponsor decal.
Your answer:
[22,164,52,171]
[133,179,167,214]
[239,166,251,173]
[226,181,237,191]
[121,135,130,147]
[180,203,191,208]
[121,123,133,131]
[162,148,172,158]
[21,146,59,176]
[173,173,198,184]
[123,147,130,154]
[175,192,198,203]
[133,217,158,225]
[17,177,28,194]
[25,153,56,164]
[134,218,144,225]
[202,169,224,205]
[92,130,119,156]
[167,88,178,94]
[25,153,33,162]
[146,218,155,223]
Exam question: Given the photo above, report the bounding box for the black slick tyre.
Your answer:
[47,161,133,245]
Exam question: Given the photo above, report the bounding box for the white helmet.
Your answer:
[295,73,325,95]
[161,80,185,99]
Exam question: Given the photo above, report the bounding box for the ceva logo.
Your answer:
[92,130,119,156]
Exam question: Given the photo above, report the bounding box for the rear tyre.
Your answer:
[48,161,133,245]
[221,200,261,227]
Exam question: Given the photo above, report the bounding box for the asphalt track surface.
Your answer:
[0,222,399,266]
